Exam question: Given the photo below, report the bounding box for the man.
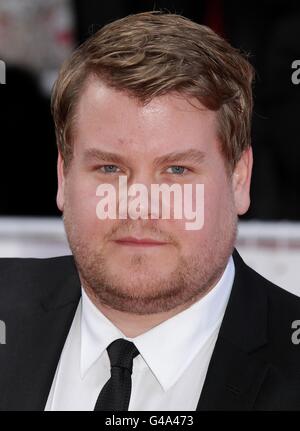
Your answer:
[0,11,300,411]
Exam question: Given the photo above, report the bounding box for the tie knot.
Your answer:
[107,338,139,374]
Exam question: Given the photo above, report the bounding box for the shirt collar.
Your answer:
[80,255,235,391]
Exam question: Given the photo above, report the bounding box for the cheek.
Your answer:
[203,180,235,229]
[65,176,104,233]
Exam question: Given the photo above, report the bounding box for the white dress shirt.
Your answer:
[45,255,235,411]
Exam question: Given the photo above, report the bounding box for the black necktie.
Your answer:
[94,338,140,411]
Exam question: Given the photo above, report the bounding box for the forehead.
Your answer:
[73,77,219,158]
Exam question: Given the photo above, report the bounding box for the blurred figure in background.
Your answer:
[0,0,74,215]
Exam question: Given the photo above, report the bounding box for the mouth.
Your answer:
[113,236,169,247]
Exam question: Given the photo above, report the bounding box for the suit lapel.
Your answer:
[196,336,271,410]
[197,249,270,410]
[0,259,81,411]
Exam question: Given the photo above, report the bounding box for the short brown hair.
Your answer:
[51,11,254,173]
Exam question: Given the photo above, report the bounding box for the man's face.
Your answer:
[57,77,252,315]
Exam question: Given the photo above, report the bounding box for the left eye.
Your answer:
[166,166,188,175]
[99,165,121,173]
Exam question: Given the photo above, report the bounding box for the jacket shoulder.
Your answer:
[244,258,300,311]
[0,255,78,308]
[234,248,300,310]
[239,254,300,365]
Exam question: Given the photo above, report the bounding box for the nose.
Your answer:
[117,172,160,220]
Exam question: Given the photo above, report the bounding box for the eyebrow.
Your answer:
[82,148,206,166]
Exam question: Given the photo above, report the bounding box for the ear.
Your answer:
[232,146,253,215]
[56,152,65,212]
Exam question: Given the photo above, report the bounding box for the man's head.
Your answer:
[52,12,254,315]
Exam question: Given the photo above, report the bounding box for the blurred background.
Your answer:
[0,0,299,294]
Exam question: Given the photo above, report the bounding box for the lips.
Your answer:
[114,236,168,246]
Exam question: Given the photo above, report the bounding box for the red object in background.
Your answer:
[203,0,225,38]
[55,30,74,46]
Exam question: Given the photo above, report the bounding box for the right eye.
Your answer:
[98,165,121,174]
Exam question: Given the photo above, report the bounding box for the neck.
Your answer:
[83,286,210,338]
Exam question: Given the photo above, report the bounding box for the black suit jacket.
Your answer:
[0,248,300,411]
